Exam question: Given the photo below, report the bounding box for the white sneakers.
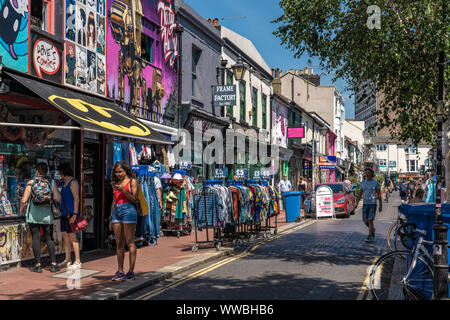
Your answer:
[67,261,82,270]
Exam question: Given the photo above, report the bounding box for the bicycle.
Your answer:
[369,224,436,300]
[386,211,412,251]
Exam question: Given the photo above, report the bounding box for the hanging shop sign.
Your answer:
[315,185,335,219]
[30,32,63,83]
[214,168,228,179]
[235,168,249,179]
[213,85,237,107]
[287,126,305,139]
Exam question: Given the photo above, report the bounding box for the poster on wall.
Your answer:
[64,0,106,95]
[106,0,178,124]
[0,0,29,73]
[30,32,64,83]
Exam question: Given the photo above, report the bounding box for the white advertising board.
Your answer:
[315,185,335,219]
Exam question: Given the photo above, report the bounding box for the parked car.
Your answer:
[310,182,356,218]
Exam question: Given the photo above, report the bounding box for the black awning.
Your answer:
[5,71,172,144]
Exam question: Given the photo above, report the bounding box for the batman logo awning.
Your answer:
[5,71,173,144]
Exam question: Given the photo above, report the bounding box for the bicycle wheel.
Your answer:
[369,251,434,300]
[386,221,398,251]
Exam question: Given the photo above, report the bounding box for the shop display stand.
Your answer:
[192,180,223,252]
[161,170,191,238]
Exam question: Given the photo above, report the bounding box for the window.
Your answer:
[405,145,417,154]
[251,87,258,126]
[239,81,246,122]
[406,160,418,172]
[141,34,154,63]
[31,0,53,33]
[192,47,201,97]
[226,70,234,117]
[376,144,387,151]
[262,94,267,129]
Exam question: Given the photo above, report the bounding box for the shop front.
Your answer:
[0,68,171,266]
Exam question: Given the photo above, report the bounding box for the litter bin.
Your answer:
[283,191,303,222]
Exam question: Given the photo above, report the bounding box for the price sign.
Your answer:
[235,168,248,179]
[179,161,192,170]
[214,168,228,179]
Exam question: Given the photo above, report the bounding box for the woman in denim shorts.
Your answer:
[109,161,139,281]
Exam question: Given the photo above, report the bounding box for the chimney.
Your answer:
[304,67,308,75]
[212,18,219,27]
[272,68,281,95]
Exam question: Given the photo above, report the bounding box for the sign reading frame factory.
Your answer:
[213,85,237,107]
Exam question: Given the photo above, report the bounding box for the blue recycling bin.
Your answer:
[283,191,303,222]
[399,203,450,298]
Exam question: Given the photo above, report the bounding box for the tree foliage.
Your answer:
[273,0,449,146]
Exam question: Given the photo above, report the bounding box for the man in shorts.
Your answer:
[356,167,382,243]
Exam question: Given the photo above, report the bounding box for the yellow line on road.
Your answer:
[135,221,316,300]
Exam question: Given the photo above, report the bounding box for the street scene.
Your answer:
[0,0,448,305]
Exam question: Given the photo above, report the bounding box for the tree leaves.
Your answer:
[273,0,449,145]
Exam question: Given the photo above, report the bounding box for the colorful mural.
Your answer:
[106,0,178,126]
[0,0,29,73]
[64,0,106,95]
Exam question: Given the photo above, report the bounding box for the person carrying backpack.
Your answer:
[19,162,60,273]
[399,178,408,204]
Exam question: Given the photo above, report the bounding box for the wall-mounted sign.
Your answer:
[214,168,228,179]
[30,32,63,83]
[287,126,305,139]
[315,185,335,219]
[213,85,237,107]
[235,168,248,179]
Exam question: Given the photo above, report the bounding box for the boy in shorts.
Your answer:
[356,167,382,243]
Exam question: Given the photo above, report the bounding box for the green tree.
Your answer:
[273,0,449,199]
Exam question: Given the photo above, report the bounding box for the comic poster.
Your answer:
[65,41,77,86]
[106,0,178,124]
[65,0,106,95]
[30,32,64,83]
[0,0,29,73]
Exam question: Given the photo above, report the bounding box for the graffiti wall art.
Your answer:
[0,0,29,73]
[64,0,106,95]
[106,0,178,126]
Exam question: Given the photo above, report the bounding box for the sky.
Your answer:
[185,0,355,119]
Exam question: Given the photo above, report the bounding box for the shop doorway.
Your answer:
[81,141,102,251]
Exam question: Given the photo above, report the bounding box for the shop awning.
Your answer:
[4,71,173,144]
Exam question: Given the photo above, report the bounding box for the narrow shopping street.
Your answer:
[125,193,401,300]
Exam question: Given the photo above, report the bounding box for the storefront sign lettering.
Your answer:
[33,39,60,78]
[158,0,179,69]
[48,95,152,137]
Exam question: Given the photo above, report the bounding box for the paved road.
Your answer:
[125,192,402,300]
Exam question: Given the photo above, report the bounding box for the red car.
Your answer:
[313,183,356,218]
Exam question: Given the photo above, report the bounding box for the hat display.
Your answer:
[172,173,183,180]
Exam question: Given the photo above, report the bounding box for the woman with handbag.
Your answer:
[52,163,81,270]
[19,162,60,273]
[109,161,139,281]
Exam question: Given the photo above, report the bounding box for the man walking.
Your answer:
[356,167,382,243]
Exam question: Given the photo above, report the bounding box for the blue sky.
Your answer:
[185,0,355,119]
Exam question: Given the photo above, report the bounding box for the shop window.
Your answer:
[141,34,154,64]
[251,87,258,127]
[31,0,54,34]
[192,47,202,97]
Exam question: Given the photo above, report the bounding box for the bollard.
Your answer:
[433,220,449,300]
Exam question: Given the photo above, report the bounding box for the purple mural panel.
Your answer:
[106,0,178,127]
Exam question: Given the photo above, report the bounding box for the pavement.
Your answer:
[0,210,308,300]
